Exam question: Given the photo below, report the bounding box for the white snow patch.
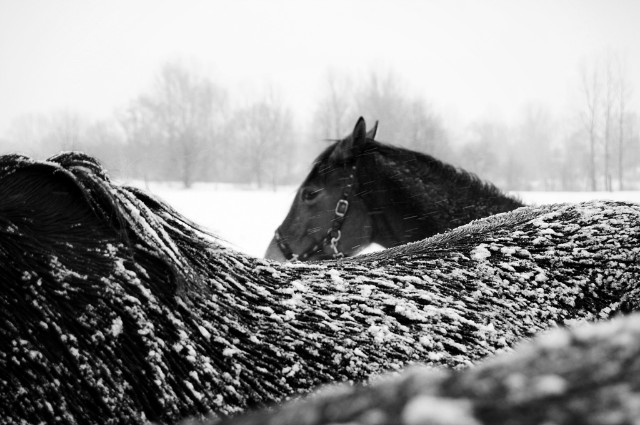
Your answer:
[254,265,280,278]
[535,272,548,282]
[282,362,301,377]
[500,246,517,256]
[533,374,567,396]
[470,244,491,261]
[516,248,532,258]
[184,380,204,401]
[353,348,367,358]
[395,275,424,285]
[476,322,496,336]
[327,269,345,286]
[532,236,547,245]
[368,324,391,343]
[534,328,572,350]
[402,395,480,425]
[290,280,308,292]
[360,285,375,298]
[256,306,275,315]
[197,325,211,340]
[315,309,331,320]
[340,312,355,323]
[428,351,445,361]
[419,335,434,348]
[223,347,239,357]
[111,316,123,337]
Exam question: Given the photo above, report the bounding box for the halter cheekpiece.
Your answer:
[274,164,356,261]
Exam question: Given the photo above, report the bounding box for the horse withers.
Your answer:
[265,117,524,261]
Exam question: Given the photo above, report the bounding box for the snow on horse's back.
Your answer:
[0,152,639,424]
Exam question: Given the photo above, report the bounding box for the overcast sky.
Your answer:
[0,0,639,136]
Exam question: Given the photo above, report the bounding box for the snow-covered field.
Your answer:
[126,181,640,258]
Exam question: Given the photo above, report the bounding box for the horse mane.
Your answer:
[310,137,507,192]
[306,138,520,214]
[368,140,515,202]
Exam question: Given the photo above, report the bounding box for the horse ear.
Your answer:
[330,117,367,164]
[366,120,378,140]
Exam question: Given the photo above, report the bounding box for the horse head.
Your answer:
[266,115,525,262]
[265,117,377,261]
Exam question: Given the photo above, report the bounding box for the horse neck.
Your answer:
[360,150,524,248]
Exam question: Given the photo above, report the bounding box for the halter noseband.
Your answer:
[274,165,356,261]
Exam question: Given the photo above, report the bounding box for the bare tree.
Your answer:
[44,110,86,153]
[602,53,616,191]
[579,59,600,191]
[577,52,636,192]
[118,95,163,186]
[314,70,355,140]
[355,70,408,141]
[79,119,126,176]
[557,130,590,191]
[141,61,227,188]
[615,55,632,190]
[353,70,451,161]
[232,92,293,188]
[458,119,510,188]
[5,110,90,159]
[514,103,556,190]
[4,113,49,156]
[404,98,451,159]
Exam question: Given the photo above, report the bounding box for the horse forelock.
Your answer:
[308,133,382,179]
[301,141,343,187]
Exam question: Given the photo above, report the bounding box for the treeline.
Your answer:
[1,54,639,191]
[2,62,300,189]
[316,54,640,192]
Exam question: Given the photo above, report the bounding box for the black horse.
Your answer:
[1,152,639,424]
[265,117,524,261]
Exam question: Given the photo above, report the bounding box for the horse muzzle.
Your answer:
[264,236,287,261]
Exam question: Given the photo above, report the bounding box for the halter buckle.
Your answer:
[335,199,349,217]
[329,230,342,258]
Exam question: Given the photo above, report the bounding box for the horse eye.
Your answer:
[301,188,322,202]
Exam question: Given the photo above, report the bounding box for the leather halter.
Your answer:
[274,165,356,261]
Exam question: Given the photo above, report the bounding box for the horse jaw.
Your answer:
[264,236,286,261]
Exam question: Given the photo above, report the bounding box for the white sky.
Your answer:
[0,0,639,135]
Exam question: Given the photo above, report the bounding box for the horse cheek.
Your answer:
[343,201,373,255]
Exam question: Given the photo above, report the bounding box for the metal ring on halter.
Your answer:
[329,229,342,257]
[335,200,349,217]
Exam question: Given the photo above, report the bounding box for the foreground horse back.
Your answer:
[1,152,639,424]
[214,312,640,425]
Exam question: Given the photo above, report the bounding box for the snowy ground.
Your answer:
[125,180,640,258]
